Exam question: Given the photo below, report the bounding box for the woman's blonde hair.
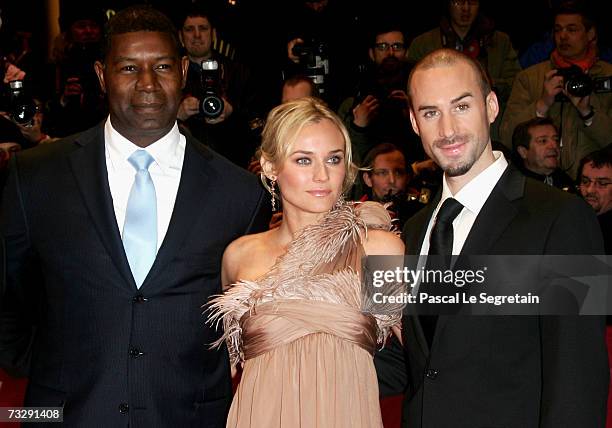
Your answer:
[258,97,357,196]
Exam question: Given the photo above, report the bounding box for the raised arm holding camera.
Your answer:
[177,5,259,168]
[45,7,107,137]
[500,0,612,179]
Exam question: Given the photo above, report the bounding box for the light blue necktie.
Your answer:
[123,150,157,288]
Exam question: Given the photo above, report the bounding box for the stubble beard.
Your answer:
[433,133,483,177]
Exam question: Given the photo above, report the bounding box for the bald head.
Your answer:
[407,48,491,108]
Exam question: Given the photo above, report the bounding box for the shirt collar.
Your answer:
[440,151,509,216]
[104,117,182,174]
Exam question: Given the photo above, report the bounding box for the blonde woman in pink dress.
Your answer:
[209,97,404,427]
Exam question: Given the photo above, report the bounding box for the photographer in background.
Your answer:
[511,117,575,191]
[337,22,424,170]
[284,0,357,109]
[407,0,521,142]
[501,0,612,179]
[360,143,430,230]
[176,4,259,168]
[1,64,55,150]
[577,147,612,253]
[46,7,107,137]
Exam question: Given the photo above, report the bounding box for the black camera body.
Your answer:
[62,42,103,106]
[555,65,612,100]
[291,38,329,96]
[7,80,37,125]
[199,59,224,119]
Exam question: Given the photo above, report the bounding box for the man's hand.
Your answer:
[204,97,233,125]
[411,158,438,176]
[352,95,380,128]
[60,77,84,107]
[0,110,49,144]
[247,157,262,174]
[564,90,592,118]
[536,70,564,116]
[3,63,25,83]
[287,38,304,64]
[16,112,46,143]
[177,96,200,121]
[388,89,410,118]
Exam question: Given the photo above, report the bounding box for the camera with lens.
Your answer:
[5,80,37,125]
[199,59,224,119]
[291,38,329,96]
[555,65,612,101]
[61,42,103,106]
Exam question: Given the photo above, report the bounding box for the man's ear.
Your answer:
[368,48,375,62]
[363,171,373,188]
[94,61,106,94]
[587,26,597,45]
[516,146,529,161]
[409,109,420,136]
[180,56,189,90]
[486,91,500,124]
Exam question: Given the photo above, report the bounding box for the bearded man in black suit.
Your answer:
[377,48,608,428]
[0,6,268,427]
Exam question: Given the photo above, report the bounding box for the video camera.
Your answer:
[291,38,329,96]
[199,59,224,119]
[555,65,612,100]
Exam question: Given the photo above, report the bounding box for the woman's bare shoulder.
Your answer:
[363,229,405,256]
[222,230,277,284]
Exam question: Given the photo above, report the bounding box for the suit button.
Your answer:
[129,348,144,358]
[425,368,438,379]
[118,403,129,413]
[133,294,147,303]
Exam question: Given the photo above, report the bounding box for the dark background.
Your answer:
[2,0,610,68]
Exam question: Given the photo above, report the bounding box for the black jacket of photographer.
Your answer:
[46,42,107,138]
[180,50,259,168]
[337,62,424,167]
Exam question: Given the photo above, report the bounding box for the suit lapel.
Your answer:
[404,193,439,256]
[433,166,524,341]
[68,125,135,289]
[142,136,212,290]
[403,194,440,358]
[460,165,524,255]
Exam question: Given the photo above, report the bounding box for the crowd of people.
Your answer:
[0,0,611,427]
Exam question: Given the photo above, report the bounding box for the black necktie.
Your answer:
[421,197,464,347]
[429,197,464,257]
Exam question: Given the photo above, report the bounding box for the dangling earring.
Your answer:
[270,177,277,212]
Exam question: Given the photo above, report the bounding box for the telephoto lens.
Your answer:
[199,60,224,119]
[9,80,37,125]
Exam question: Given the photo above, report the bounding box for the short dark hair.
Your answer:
[60,5,106,33]
[579,147,612,178]
[554,0,595,31]
[283,74,316,94]
[512,117,557,153]
[180,3,216,29]
[407,48,492,106]
[369,20,406,47]
[363,143,404,171]
[102,5,181,60]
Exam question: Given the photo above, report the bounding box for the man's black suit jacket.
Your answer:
[0,123,269,427]
[378,165,609,428]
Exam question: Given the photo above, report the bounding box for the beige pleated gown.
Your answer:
[208,201,403,428]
